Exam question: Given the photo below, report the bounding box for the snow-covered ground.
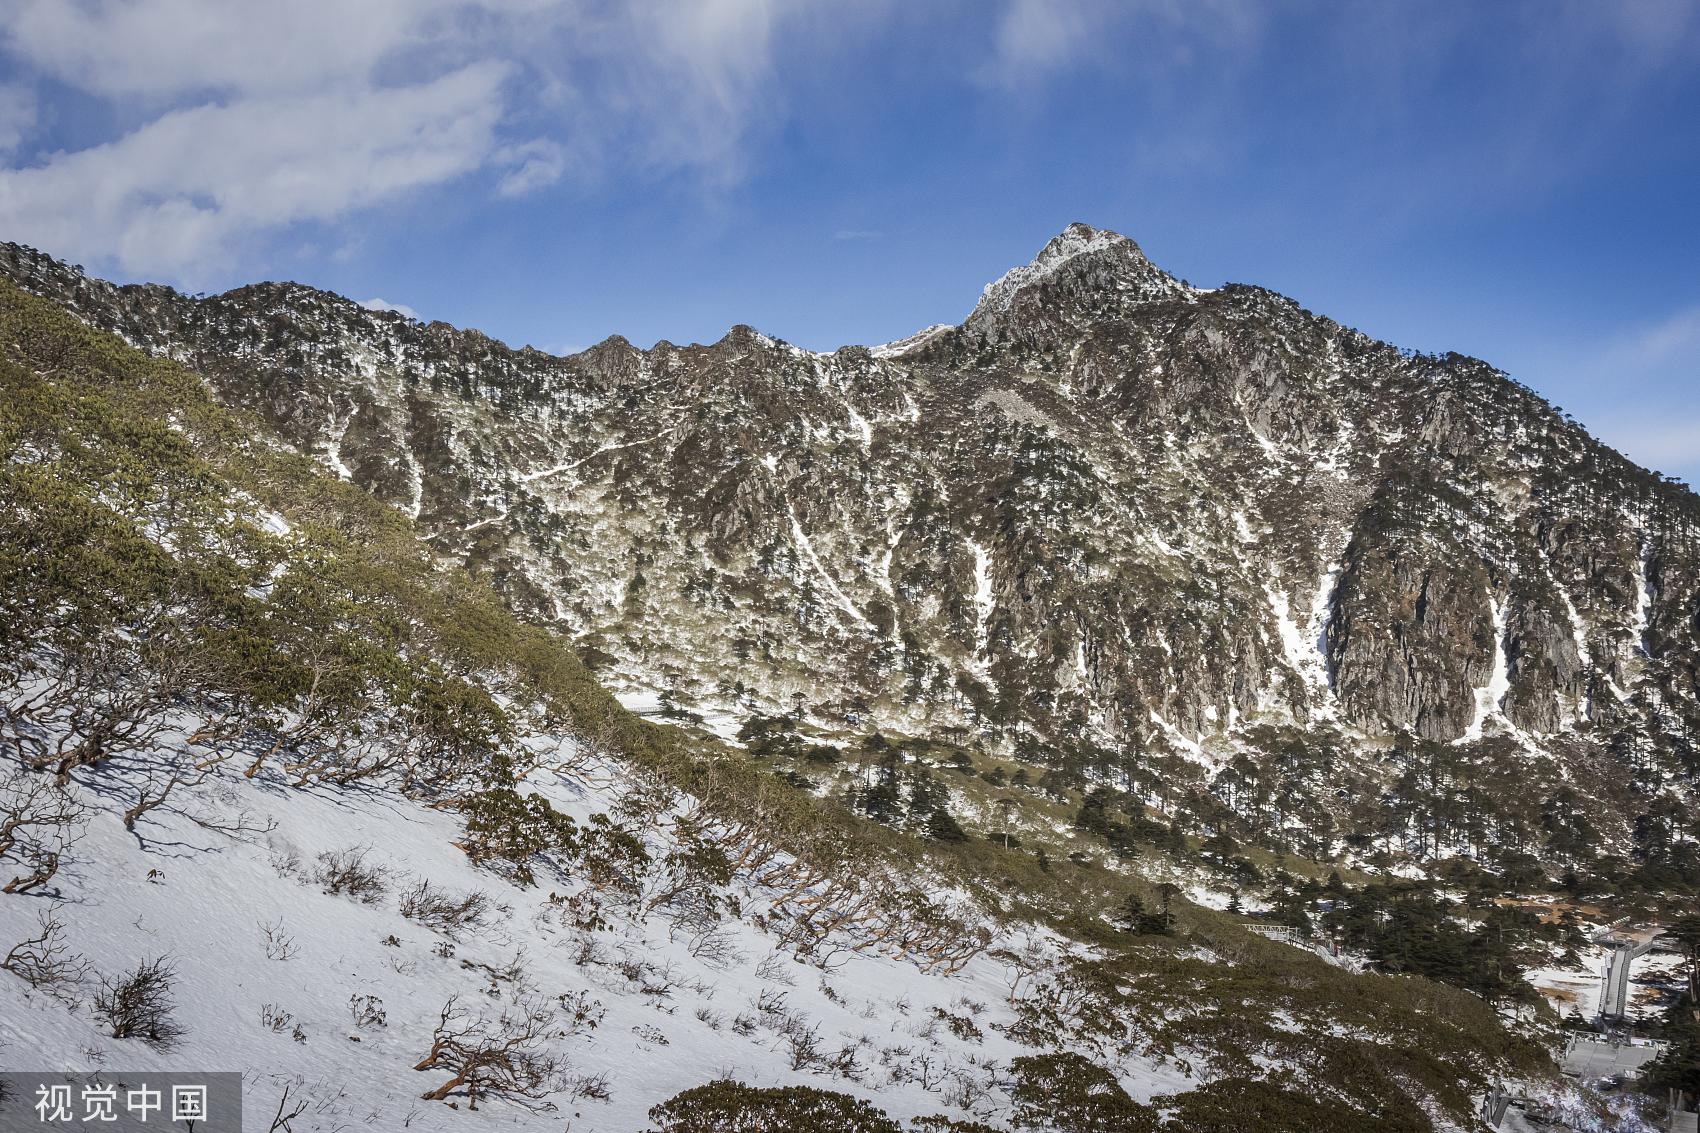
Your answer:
[0,740,1196,1131]
[1528,945,1610,1018]
[611,686,744,746]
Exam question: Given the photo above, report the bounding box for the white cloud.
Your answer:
[0,0,842,281]
[0,64,509,276]
[0,84,34,156]
[361,297,422,319]
[495,138,567,197]
[1,0,468,97]
[991,0,1098,75]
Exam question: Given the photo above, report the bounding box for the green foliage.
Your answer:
[908,1118,1003,1133]
[1115,892,1171,936]
[1163,1076,1429,1133]
[925,807,969,843]
[0,279,643,794]
[1008,1051,1155,1132]
[645,1080,903,1133]
[458,783,580,886]
[1320,881,1537,1005]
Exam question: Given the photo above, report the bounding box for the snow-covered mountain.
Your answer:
[2,273,1598,1131]
[3,226,1694,878]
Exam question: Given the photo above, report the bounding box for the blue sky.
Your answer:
[2,1,1698,480]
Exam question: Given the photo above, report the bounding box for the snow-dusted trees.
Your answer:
[0,461,239,784]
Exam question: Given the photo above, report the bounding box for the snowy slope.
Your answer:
[0,732,1193,1131]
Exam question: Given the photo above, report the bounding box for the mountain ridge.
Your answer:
[2,229,1696,881]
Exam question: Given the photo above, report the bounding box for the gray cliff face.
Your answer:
[3,228,1696,842]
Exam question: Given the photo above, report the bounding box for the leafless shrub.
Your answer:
[0,770,86,894]
[2,907,91,1003]
[266,1084,309,1132]
[121,758,210,831]
[94,956,185,1050]
[754,950,796,985]
[349,994,387,1029]
[730,1013,758,1037]
[694,1006,723,1030]
[783,1018,826,1071]
[564,1071,611,1103]
[269,844,304,880]
[942,1062,994,1110]
[458,950,527,997]
[754,987,789,1023]
[412,993,568,1110]
[260,1003,294,1033]
[686,922,743,969]
[827,1041,867,1082]
[570,934,605,967]
[639,962,679,1001]
[259,918,298,961]
[399,878,490,936]
[314,846,388,904]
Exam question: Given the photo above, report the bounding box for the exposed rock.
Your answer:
[4,229,1697,837]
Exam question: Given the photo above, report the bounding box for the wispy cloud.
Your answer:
[1,65,508,276]
[1605,303,1700,369]
[0,84,34,157]
[0,0,836,280]
[1563,304,1700,480]
[495,138,568,198]
[981,0,1261,86]
[361,297,422,320]
[1597,419,1700,478]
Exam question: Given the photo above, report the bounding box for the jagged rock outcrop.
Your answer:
[4,226,1697,803]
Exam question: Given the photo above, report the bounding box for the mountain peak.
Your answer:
[963,222,1188,330]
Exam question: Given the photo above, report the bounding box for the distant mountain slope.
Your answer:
[2,230,1696,886]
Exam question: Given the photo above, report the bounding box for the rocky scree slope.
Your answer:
[2,227,1696,864]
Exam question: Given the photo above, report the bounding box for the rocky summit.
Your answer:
[3,225,1695,866]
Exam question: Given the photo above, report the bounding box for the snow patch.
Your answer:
[967,540,994,655]
[871,324,951,359]
[789,508,873,630]
[1459,593,1510,743]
